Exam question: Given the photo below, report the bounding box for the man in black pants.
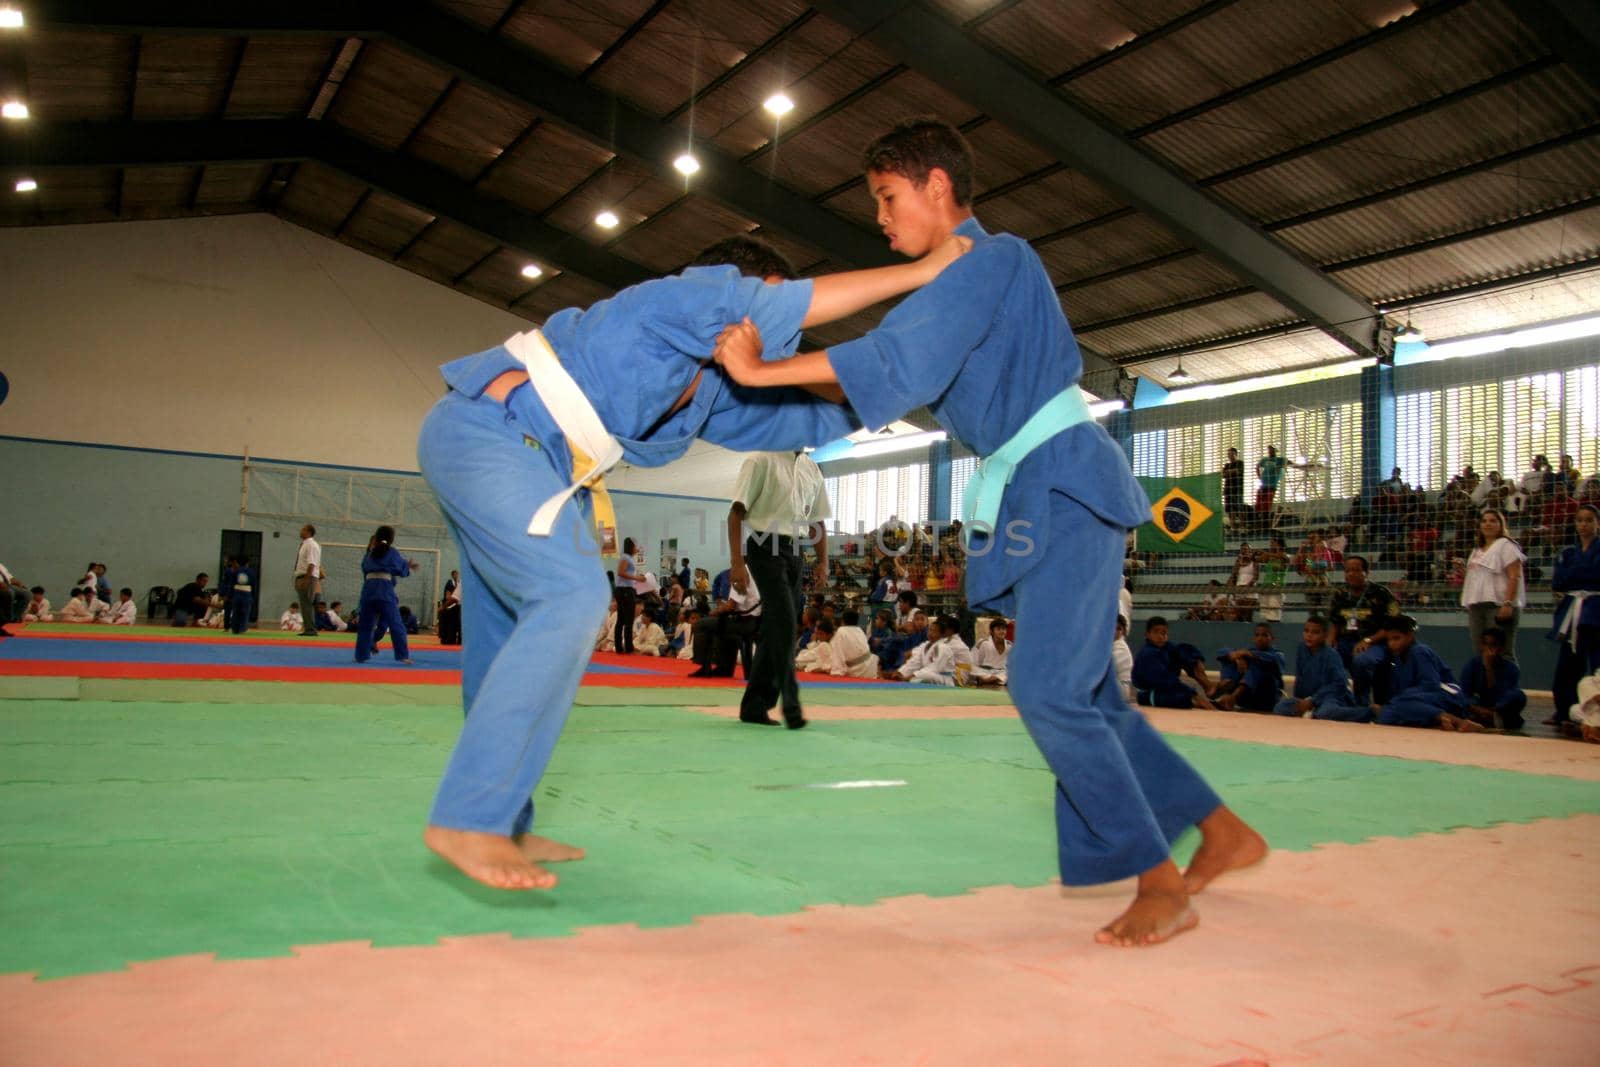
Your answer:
[728,450,831,728]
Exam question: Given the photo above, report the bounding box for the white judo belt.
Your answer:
[1558,590,1599,651]
[503,328,624,537]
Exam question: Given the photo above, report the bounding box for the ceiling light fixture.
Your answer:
[1167,359,1193,384]
[520,263,543,279]
[763,92,794,117]
[1,100,29,120]
[14,177,36,192]
[0,6,23,29]
[673,153,700,176]
[1395,319,1425,344]
[594,210,619,229]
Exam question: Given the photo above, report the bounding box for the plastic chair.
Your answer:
[146,586,175,619]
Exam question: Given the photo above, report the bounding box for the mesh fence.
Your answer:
[319,543,442,629]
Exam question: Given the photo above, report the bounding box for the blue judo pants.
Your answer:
[229,591,253,635]
[1007,495,1223,886]
[354,581,410,662]
[1378,690,1466,728]
[417,387,610,837]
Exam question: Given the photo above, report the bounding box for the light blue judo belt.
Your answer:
[960,387,1092,540]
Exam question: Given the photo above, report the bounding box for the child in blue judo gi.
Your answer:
[1132,617,1219,710]
[1212,623,1286,712]
[1370,615,1479,731]
[1550,502,1600,730]
[1273,617,1360,719]
[1459,626,1526,730]
[711,118,1267,948]
[354,525,415,665]
[415,234,967,891]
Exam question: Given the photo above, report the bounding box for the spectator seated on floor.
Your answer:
[795,607,818,653]
[1212,623,1286,712]
[1372,615,1478,732]
[967,614,1010,688]
[57,589,94,622]
[314,601,341,632]
[171,573,210,627]
[23,586,51,622]
[1132,616,1218,709]
[877,591,929,671]
[1573,670,1600,744]
[668,609,699,660]
[106,587,137,626]
[1458,626,1526,731]
[867,609,895,657]
[795,617,837,673]
[632,600,668,657]
[280,603,303,632]
[1112,615,1134,703]
[199,593,228,629]
[324,601,350,633]
[398,606,420,635]
[81,588,111,623]
[1273,616,1361,720]
[595,598,617,652]
[886,614,970,686]
[828,609,879,679]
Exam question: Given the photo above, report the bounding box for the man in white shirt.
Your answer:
[107,587,137,625]
[0,560,29,633]
[293,524,322,636]
[828,609,879,679]
[728,450,830,729]
[968,615,1010,687]
[689,580,762,683]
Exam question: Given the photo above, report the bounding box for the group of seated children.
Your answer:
[1131,613,1526,732]
[279,600,414,635]
[29,586,137,625]
[872,612,1009,687]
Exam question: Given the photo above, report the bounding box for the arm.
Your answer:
[728,502,749,595]
[1497,556,1522,620]
[799,235,969,329]
[812,523,828,589]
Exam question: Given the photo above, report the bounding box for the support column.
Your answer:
[928,439,953,520]
[1360,363,1396,502]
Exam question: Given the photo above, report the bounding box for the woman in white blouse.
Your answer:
[1461,508,1525,661]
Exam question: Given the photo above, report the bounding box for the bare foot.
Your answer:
[1440,712,1484,733]
[1437,714,1458,732]
[1095,860,1197,948]
[1183,805,1269,894]
[1193,693,1218,711]
[1582,724,1600,744]
[424,825,557,890]
[514,832,586,863]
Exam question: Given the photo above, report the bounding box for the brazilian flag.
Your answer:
[1136,474,1223,553]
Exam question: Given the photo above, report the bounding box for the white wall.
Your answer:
[0,214,527,471]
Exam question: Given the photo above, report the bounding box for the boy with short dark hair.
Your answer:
[1459,626,1526,730]
[714,117,1266,948]
[1273,617,1360,720]
[1212,623,1285,712]
[1133,617,1219,710]
[1372,615,1478,731]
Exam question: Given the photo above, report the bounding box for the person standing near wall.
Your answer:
[1461,509,1525,661]
[294,524,321,637]
[729,450,831,729]
[1550,502,1600,729]
[229,556,255,635]
[612,537,643,654]
[355,525,415,665]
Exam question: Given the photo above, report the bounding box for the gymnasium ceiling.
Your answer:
[2,0,1599,391]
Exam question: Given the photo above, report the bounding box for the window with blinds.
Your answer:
[948,455,978,521]
[1502,372,1562,479]
[1130,431,1166,477]
[1396,389,1442,489]
[1444,381,1500,484]
[1327,401,1363,500]
[823,462,930,535]
[1566,366,1600,476]
[1164,424,1206,478]
[1204,421,1243,474]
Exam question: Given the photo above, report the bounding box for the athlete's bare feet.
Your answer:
[513,832,586,863]
[1095,861,1198,948]
[1439,712,1484,733]
[1183,805,1269,894]
[1193,692,1218,711]
[424,826,557,890]
[1582,724,1600,744]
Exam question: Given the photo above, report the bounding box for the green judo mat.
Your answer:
[3,694,1600,978]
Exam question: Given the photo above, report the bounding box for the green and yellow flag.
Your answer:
[1136,474,1223,553]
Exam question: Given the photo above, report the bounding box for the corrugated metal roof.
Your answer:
[5,0,1599,383]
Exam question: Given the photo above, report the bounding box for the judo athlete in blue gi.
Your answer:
[1550,503,1600,729]
[227,556,255,636]
[1458,626,1526,730]
[1131,617,1219,710]
[1273,617,1362,719]
[1212,623,1286,712]
[711,119,1267,947]
[1371,615,1480,731]
[354,525,415,664]
[414,234,967,891]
